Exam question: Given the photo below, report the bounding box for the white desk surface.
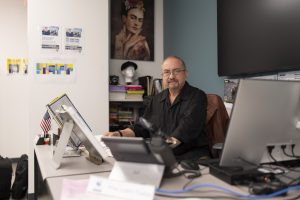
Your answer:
[34,145,112,180]
[46,169,300,200]
[46,168,248,200]
[36,145,299,200]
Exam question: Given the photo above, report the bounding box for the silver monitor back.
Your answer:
[47,94,90,148]
[220,79,300,167]
[52,105,114,169]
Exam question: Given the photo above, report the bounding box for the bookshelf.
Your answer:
[109,85,144,101]
[108,77,160,131]
[109,84,145,131]
[109,100,144,131]
[110,99,143,102]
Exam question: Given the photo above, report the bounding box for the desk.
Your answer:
[33,145,112,199]
[34,145,299,200]
[44,169,300,200]
[46,169,248,200]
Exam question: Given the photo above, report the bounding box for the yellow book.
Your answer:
[126,90,144,94]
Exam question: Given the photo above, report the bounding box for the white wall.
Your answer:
[0,0,29,158]
[1,0,160,194]
[109,0,164,84]
[27,0,109,194]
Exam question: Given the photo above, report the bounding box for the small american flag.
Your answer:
[40,111,51,134]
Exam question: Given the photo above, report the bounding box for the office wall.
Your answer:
[109,0,164,83]
[0,0,29,158]
[27,0,109,194]
[164,0,224,96]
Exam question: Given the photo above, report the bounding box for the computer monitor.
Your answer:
[51,104,114,169]
[46,94,90,148]
[220,79,300,167]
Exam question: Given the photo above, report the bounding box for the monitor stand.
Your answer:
[109,161,165,188]
[62,147,81,158]
[52,120,74,169]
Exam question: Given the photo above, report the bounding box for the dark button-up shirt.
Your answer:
[133,82,208,158]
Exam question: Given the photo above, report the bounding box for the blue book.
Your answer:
[109,85,126,92]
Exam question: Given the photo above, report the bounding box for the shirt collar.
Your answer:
[159,81,191,102]
[175,81,191,101]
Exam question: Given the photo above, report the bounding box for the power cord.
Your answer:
[278,144,300,172]
[156,183,300,199]
[267,145,300,173]
[280,144,300,158]
[248,181,288,196]
[290,144,300,158]
[165,166,201,179]
[281,145,292,157]
[267,145,282,165]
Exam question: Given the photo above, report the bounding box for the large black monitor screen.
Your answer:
[218,0,300,77]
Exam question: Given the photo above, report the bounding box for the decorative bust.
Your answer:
[121,61,138,85]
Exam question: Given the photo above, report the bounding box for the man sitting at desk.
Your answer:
[104,56,209,161]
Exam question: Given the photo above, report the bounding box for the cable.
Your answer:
[182,166,208,189]
[265,145,300,172]
[262,185,300,199]
[281,145,295,158]
[156,183,300,200]
[272,145,300,173]
[290,144,300,158]
[266,145,279,164]
[259,164,286,175]
[167,166,201,179]
[156,193,242,199]
[182,175,195,189]
[281,144,300,161]
[157,183,247,197]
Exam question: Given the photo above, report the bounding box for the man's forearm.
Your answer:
[120,128,135,137]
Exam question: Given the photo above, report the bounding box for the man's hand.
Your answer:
[103,128,135,137]
[103,131,122,137]
[165,137,181,148]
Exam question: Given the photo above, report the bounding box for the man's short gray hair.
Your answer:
[162,56,187,70]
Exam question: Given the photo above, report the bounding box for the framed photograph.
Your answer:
[110,0,154,61]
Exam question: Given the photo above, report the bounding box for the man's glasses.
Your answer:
[162,68,185,77]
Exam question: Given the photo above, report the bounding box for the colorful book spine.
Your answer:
[125,85,143,90]
[126,90,145,94]
[109,85,126,92]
